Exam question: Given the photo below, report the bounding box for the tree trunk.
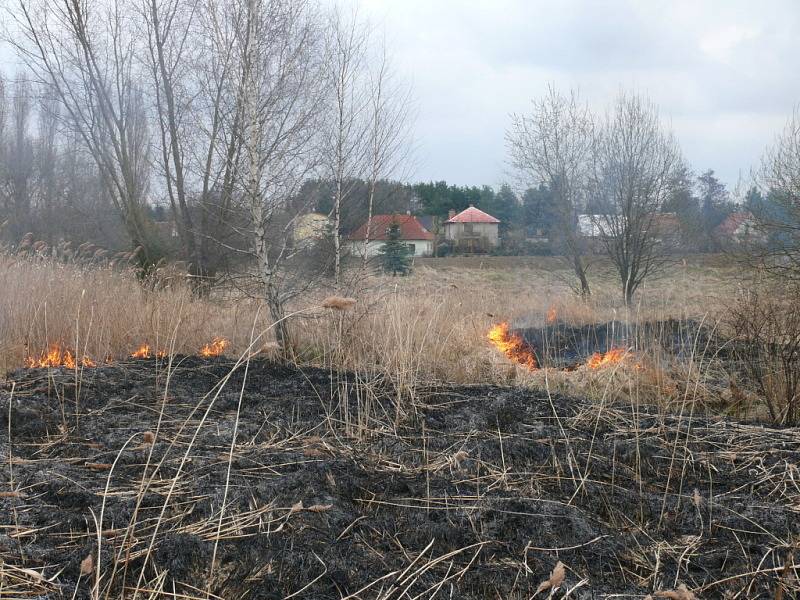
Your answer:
[333,180,342,284]
[574,255,591,297]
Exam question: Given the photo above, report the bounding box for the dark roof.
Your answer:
[445,206,500,224]
[416,215,435,232]
[348,214,434,241]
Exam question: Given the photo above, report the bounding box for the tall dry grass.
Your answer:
[0,254,263,371]
[0,252,745,419]
[305,260,737,381]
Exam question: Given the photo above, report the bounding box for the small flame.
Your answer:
[25,344,96,369]
[487,323,537,370]
[199,337,229,357]
[586,347,627,369]
[546,306,557,324]
[130,344,167,359]
[130,344,152,359]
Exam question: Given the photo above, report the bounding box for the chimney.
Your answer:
[448,209,456,220]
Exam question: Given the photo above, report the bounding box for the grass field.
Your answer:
[0,252,741,371]
[3,253,799,599]
[0,252,750,416]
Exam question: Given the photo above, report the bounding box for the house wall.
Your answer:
[348,240,433,258]
[444,222,499,246]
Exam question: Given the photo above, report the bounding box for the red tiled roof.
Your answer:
[652,213,681,234]
[445,206,500,224]
[348,214,434,241]
[715,212,753,236]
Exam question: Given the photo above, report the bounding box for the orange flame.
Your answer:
[25,344,96,369]
[487,323,537,370]
[199,337,229,357]
[586,347,627,369]
[130,344,168,359]
[130,344,152,359]
[546,306,557,324]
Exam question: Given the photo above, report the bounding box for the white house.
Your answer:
[347,214,434,258]
[443,205,500,253]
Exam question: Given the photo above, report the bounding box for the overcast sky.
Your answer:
[359,0,800,193]
[2,1,797,194]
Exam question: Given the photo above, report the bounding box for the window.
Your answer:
[464,223,474,235]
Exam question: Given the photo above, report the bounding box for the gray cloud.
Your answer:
[360,0,800,190]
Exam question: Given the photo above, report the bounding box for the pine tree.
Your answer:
[378,223,412,275]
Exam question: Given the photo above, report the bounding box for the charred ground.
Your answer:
[1,357,798,598]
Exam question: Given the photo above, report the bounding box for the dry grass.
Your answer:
[0,252,745,416]
[3,253,798,598]
[0,254,263,372]
[303,257,741,413]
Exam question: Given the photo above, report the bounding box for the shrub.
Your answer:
[726,286,800,425]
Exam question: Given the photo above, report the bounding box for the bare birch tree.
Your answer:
[322,7,371,284]
[360,40,414,270]
[234,0,325,351]
[507,86,594,296]
[13,0,160,268]
[592,92,681,305]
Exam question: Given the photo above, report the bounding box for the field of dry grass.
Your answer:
[0,251,750,417]
[4,253,799,599]
[0,254,738,366]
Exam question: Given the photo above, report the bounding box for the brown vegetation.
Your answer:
[0,252,748,416]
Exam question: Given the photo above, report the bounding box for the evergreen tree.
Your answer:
[522,184,558,236]
[662,165,702,247]
[378,223,412,275]
[486,184,521,233]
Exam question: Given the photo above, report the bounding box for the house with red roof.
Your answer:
[443,205,500,253]
[714,211,761,243]
[347,214,434,257]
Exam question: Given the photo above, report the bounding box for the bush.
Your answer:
[726,286,800,425]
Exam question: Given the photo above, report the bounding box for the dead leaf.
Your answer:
[451,450,469,469]
[143,431,155,444]
[84,462,112,471]
[306,504,333,513]
[303,448,326,457]
[289,500,303,515]
[80,553,93,576]
[17,567,44,582]
[692,488,703,508]
[535,561,565,595]
[653,584,697,600]
[0,490,22,498]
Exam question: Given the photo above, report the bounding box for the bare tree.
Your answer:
[36,83,60,243]
[13,0,159,269]
[141,0,246,292]
[592,92,681,305]
[234,0,325,351]
[746,108,800,280]
[507,86,594,296]
[322,6,371,284]
[7,76,34,239]
[360,40,414,271]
